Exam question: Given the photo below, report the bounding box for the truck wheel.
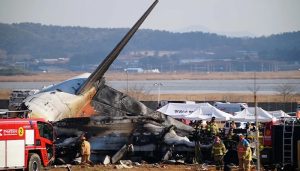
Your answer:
[28,153,42,171]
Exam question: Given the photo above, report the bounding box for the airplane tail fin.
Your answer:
[76,0,159,95]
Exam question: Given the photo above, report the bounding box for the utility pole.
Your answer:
[126,70,128,94]
[254,72,260,171]
[154,82,163,107]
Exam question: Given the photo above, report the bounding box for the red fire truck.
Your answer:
[0,118,54,170]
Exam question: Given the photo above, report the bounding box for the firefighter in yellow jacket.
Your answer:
[207,117,219,136]
[80,135,92,165]
[237,135,252,171]
[211,136,227,170]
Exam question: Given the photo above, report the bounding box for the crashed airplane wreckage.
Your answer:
[53,83,213,164]
[20,0,212,164]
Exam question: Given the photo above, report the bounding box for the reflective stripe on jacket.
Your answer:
[207,123,219,134]
[212,142,226,156]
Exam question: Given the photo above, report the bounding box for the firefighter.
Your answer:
[227,128,234,140]
[237,134,252,171]
[227,120,236,139]
[230,121,237,129]
[193,123,203,164]
[206,117,219,136]
[211,136,227,170]
[80,135,93,166]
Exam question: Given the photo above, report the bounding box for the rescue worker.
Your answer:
[211,136,227,170]
[227,127,234,140]
[193,123,203,164]
[237,134,252,171]
[206,117,219,136]
[245,122,251,138]
[80,135,93,166]
[230,121,237,129]
[223,143,239,171]
[250,123,256,132]
[193,120,203,130]
[227,120,236,139]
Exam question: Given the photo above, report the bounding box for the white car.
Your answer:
[223,121,247,135]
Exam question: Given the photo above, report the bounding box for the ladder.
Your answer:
[282,118,295,165]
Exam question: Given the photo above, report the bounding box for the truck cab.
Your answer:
[0,118,54,170]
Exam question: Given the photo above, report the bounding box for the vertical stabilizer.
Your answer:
[76,0,159,95]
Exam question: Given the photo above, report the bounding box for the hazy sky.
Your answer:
[0,0,300,37]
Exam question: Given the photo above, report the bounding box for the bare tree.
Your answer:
[124,84,150,101]
[0,49,7,62]
[274,83,296,102]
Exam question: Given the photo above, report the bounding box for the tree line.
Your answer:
[0,22,299,65]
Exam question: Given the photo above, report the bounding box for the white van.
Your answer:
[223,121,247,135]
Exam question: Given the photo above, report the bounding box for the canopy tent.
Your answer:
[157,103,231,121]
[268,110,290,118]
[157,103,212,119]
[231,107,273,122]
[184,106,231,121]
[183,108,205,120]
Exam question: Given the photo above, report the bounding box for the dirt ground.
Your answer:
[46,163,223,171]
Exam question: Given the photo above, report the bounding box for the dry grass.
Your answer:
[0,72,81,82]
[0,89,11,100]
[2,89,296,102]
[106,71,300,81]
[130,92,300,103]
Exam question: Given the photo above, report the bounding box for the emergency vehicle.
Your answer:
[0,118,54,170]
[297,102,300,118]
[260,117,300,170]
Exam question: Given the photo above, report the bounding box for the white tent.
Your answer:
[268,110,290,119]
[184,108,206,120]
[231,107,273,122]
[184,106,232,121]
[157,103,231,121]
[157,103,213,119]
